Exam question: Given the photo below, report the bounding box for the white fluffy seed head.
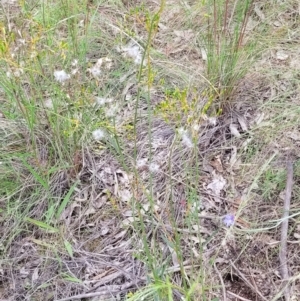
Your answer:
[95,97,113,106]
[71,59,78,67]
[92,129,106,141]
[136,158,148,169]
[192,123,200,132]
[149,162,160,173]
[105,104,119,118]
[95,97,106,106]
[121,43,143,65]
[182,133,193,148]
[87,59,101,78]
[54,70,70,83]
[178,127,185,136]
[178,128,193,148]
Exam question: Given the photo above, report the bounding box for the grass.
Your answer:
[201,0,257,114]
[1,0,300,300]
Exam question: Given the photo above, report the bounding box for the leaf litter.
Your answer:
[2,91,287,301]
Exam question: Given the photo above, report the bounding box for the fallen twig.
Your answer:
[54,281,137,301]
[214,263,227,301]
[227,290,252,301]
[279,161,293,301]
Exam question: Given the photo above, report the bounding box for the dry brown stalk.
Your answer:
[279,161,293,301]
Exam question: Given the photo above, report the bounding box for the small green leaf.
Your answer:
[64,240,73,258]
[63,275,82,283]
[22,159,48,189]
[25,217,58,233]
[56,181,78,220]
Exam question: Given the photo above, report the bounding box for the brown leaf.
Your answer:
[237,116,248,132]
[230,124,241,138]
[210,156,224,173]
[207,173,226,196]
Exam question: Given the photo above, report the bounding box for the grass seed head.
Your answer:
[54,70,70,83]
[92,129,106,141]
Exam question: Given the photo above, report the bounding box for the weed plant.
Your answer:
[0,0,97,253]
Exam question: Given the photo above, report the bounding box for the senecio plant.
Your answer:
[201,0,256,114]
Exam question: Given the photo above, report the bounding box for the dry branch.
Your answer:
[279,161,293,301]
[54,281,137,301]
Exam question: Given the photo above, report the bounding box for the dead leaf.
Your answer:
[276,50,289,61]
[168,245,179,267]
[60,201,81,224]
[237,116,248,132]
[154,204,160,212]
[123,210,134,217]
[121,217,135,227]
[210,156,224,173]
[116,169,130,185]
[203,158,214,174]
[20,267,29,278]
[119,189,132,202]
[85,206,96,216]
[273,20,281,27]
[254,113,265,125]
[279,190,286,201]
[158,23,168,31]
[294,233,300,239]
[32,268,39,282]
[229,146,237,167]
[100,226,109,236]
[201,48,207,61]
[93,192,109,209]
[141,203,150,215]
[192,247,200,258]
[230,124,241,138]
[114,230,127,240]
[192,224,211,235]
[207,173,226,196]
[241,137,253,151]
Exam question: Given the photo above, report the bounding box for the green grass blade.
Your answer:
[25,217,59,233]
[56,181,78,220]
[21,159,49,189]
[64,239,74,258]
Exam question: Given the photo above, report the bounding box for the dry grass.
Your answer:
[1,0,300,301]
